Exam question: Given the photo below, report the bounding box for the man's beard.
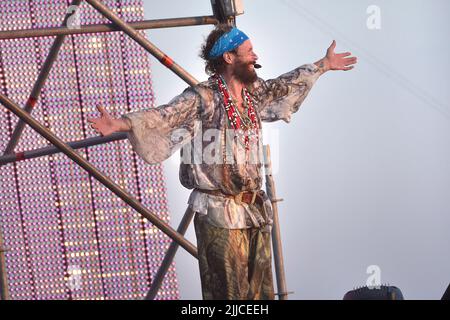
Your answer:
[233,61,258,86]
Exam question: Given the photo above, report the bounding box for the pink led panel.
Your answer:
[0,0,179,300]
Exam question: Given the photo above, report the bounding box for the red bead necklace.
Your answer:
[216,75,259,150]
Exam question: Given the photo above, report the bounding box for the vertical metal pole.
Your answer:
[144,207,195,300]
[0,229,9,300]
[263,145,289,300]
[3,0,82,155]
[85,0,199,87]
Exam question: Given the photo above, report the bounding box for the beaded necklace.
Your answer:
[216,74,259,150]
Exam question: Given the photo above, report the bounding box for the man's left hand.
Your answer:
[324,40,357,71]
[315,40,357,73]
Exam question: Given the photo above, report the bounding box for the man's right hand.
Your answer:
[87,105,131,136]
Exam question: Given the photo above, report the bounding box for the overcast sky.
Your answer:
[142,0,450,299]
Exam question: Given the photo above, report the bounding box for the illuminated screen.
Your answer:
[0,0,179,300]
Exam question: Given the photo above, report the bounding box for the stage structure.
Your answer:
[0,0,289,301]
[0,0,217,300]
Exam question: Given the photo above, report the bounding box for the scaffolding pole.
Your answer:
[0,16,217,40]
[0,92,198,258]
[85,0,198,87]
[0,133,127,166]
[0,229,9,300]
[0,0,262,301]
[2,0,83,156]
[1,0,204,262]
[263,145,289,300]
[144,207,195,300]
[0,0,84,301]
[2,3,210,155]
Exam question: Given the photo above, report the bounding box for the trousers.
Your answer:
[193,211,275,300]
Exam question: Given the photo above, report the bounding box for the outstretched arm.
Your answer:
[87,88,202,164]
[251,40,357,123]
[314,40,357,74]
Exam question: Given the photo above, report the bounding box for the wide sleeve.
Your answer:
[250,63,321,123]
[121,87,201,164]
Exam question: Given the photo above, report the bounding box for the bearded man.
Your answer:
[88,24,357,300]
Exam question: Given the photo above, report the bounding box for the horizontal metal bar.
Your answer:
[0,133,127,166]
[0,16,217,40]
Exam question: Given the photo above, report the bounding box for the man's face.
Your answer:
[230,40,259,85]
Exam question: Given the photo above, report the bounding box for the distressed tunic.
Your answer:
[122,63,321,229]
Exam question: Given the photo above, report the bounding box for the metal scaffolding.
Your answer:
[0,0,289,300]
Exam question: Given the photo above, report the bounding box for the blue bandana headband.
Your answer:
[208,27,249,58]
